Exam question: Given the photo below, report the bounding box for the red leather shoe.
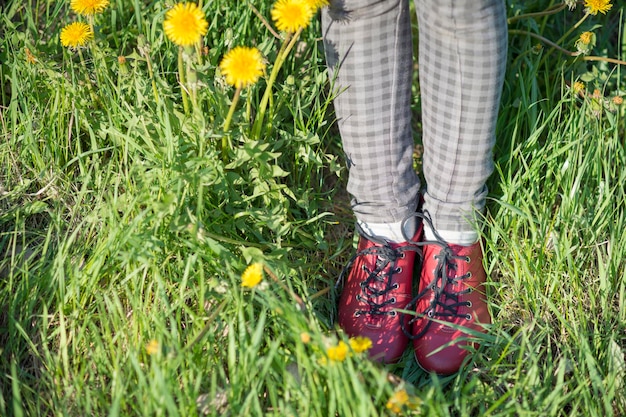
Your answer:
[337,225,422,363]
[411,241,491,375]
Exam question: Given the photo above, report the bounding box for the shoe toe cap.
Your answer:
[413,333,470,375]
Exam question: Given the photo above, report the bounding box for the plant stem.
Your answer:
[251,28,302,139]
[185,46,198,112]
[582,55,626,66]
[143,51,160,104]
[539,12,590,67]
[246,86,252,124]
[509,29,626,67]
[88,15,95,35]
[222,85,242,161]
[248,2,281,40]
[77,48,98,104]
[507,2,567,25]
[223,86,241,133]
[195,41,204,67]
[136,35,159,104]
[555,12,589,46]
[178,46,189,115]
[509,29,579,56]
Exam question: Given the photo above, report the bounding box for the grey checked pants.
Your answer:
[322,0,507,233]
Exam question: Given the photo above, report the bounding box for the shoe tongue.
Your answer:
[377,244,399,260]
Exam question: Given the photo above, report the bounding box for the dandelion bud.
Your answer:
[575,31,595,55]
[300,332,311,344]
[118,56,128,75]
[572,81,585,95]
[25,47,37,64]
[531,43,543,55]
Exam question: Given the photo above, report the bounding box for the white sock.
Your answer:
[357,217,417,243]
[423,222,478,246]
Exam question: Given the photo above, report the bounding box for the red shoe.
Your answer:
[337,225,422,363]
[411,241,491,375]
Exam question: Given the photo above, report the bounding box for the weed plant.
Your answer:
[1,0,625,416]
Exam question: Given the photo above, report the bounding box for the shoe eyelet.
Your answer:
[466,301,472,307]
[356,295,363,302]
[465,256,471,263]
[389,311,397,317]
[466,272,472,278]
[399,252,406,258]
[465,314,472,320]
[392,283,399,289]
[396,267,402,273]
[354,311,362,318]
[389,297,396,303]
[427,310,434,318]
[361,265,368,271]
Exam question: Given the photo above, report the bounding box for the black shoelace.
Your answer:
[400,213,473,340]
[336,226,421,318]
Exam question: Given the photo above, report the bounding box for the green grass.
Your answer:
[1,0,626,415]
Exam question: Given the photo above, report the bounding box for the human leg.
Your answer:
[417,0,507,239]
[322,0,421,362]
[322,0,420,229]
[411,0,507,373]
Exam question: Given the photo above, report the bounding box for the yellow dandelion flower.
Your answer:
[305,0,329,10]
[25,48,37,64]
[612,95,623,105]
[584,0,612,15]
[579,31,593,45]
[572,81,585,95]
[220,46,266,88]
[326,341,349,362]
[70,0,109,15]
[271,0,314,33]
[60,22,94,48]
[348,336,372,353]
[386,389,409,414]
[163,2,208,47]
[300,332,311,344]
[575,31,595,54]
[241,263,264,288]
[146,339,160,355]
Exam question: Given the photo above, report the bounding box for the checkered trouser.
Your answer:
[322,0,507,233]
